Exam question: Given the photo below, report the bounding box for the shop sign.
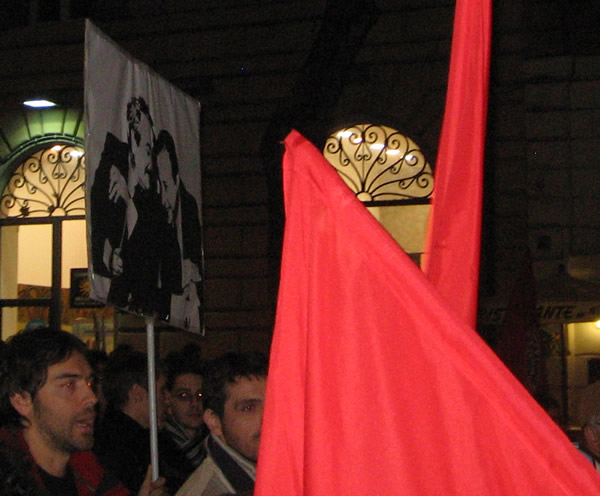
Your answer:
[479,302,600,325]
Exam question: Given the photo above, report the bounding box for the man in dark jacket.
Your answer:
[0,327,165,496]
[95,348,190,494]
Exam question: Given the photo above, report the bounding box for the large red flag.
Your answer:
[254,130,600,495]
[422,0,491,327]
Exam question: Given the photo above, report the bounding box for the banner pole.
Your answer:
[145,314,160,481]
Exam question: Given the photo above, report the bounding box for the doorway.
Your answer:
[0,143,114,347]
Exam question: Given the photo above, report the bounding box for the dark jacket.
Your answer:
[0,426,129,496]
[94,408,150,494]
[94,408,190,494]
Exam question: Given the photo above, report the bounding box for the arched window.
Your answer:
[324,124,433,261]
[1,144,85,218]
[0,143,113,344]
[324,123,433,204]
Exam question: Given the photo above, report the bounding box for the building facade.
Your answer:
[1,0,600,421]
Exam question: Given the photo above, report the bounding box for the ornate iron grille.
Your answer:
[324,124,433,205]
[0,145,86,218]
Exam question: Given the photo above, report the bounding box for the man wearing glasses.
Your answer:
[164,351,208,471]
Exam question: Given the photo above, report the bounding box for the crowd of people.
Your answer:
[0,327,267,496]
[3,324,600,495]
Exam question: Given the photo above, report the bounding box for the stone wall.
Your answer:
[1,1,600,359]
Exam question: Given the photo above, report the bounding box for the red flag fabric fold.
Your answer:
[422,0,492,327]
[254,130,600,495]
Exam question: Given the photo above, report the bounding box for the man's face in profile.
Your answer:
[139,374,168,430]
[129,113,153,190]
[156,149,178,225]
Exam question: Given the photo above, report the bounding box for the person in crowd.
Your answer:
[163,349,209,472]
[576,379,600,471]
[95,348,189,494]
[579,415,600,471]
[0,327,165,496]
[176,352,268,496]
[86,348,109,421]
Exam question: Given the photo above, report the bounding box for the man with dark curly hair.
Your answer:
[0,327,166,496]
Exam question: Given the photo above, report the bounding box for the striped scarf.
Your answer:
[163,416,208,468]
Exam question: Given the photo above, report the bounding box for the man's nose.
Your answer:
[84,383,98,407]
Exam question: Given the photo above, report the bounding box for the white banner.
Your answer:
[84,21,203,334]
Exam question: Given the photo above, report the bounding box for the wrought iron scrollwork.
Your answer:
[324,124,433,204]
[1,145,86,218]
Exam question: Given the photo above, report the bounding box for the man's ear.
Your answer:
[164,389,173,406]
[204,408,223,438]
[10,392,33,420]
[130,383,147,404]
